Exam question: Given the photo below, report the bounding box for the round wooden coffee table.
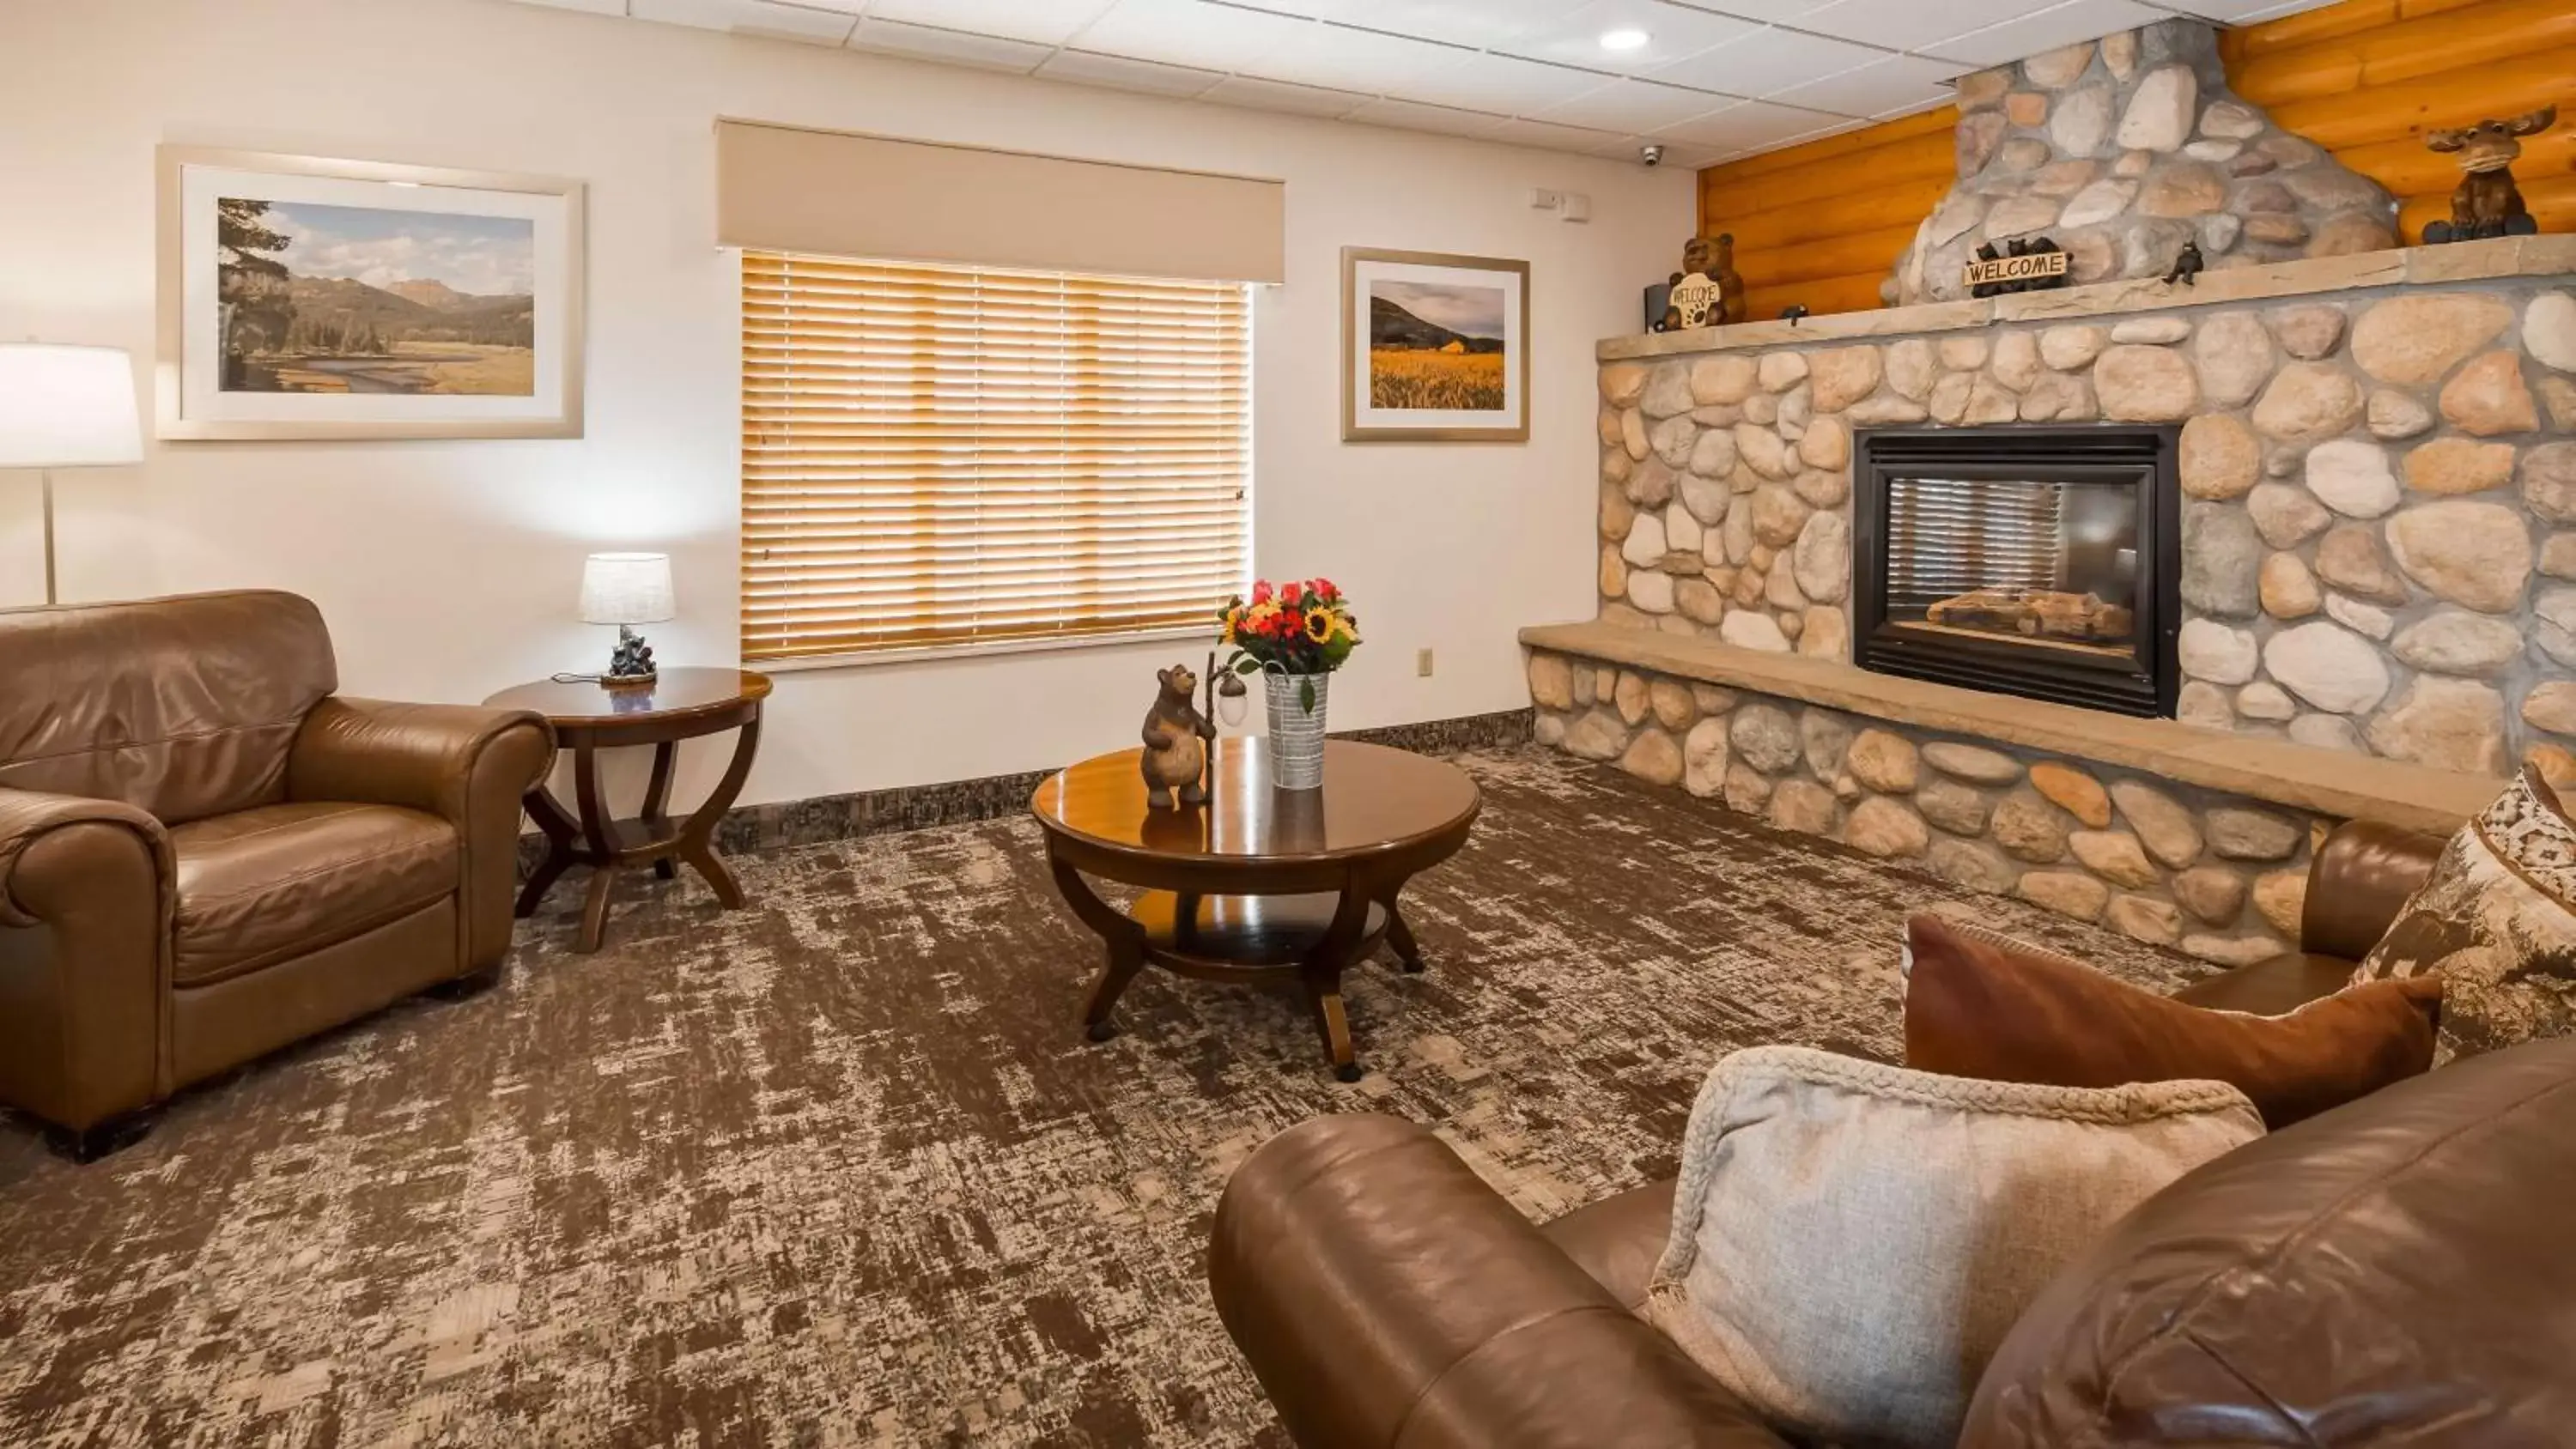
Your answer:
[485,667,772,953]
[1031,738,1480,1081]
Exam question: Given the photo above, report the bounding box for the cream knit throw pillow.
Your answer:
[1644,1046,2262,1449]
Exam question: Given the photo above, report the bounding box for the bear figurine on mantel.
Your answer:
[1659,233,1747,330]
[1139,663,1216,809]
[1886,17,2397,306]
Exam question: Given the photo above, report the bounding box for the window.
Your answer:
[740,252,1253,664]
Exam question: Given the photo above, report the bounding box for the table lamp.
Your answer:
[0,343,143,605]
[579,552,674,687]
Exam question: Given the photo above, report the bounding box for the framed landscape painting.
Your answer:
[1340,247,1528,442]
[157,147,584,440]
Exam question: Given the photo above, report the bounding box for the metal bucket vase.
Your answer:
[1263,671,1330,790]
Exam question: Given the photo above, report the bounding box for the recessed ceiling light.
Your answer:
[1600,27,1649,52]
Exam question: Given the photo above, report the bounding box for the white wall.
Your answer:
[0,0,1690,808]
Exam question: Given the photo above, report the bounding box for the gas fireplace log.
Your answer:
[1924,589,2134,643]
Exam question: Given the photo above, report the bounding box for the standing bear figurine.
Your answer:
[1139,663,1216,809]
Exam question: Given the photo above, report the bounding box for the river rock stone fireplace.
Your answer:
[1539,11,2570,969]
[1852,424,2180,718]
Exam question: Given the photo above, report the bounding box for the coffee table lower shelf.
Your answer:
[1056,868,1423,1082]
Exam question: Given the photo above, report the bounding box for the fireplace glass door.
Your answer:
[1853,425,2178,718]
[1882,476,2140,655]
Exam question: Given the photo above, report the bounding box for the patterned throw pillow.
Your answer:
[1643,1046,2262,1449]
[2355,767,2576,1063]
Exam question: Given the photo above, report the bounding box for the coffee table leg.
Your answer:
[1049,854,1149,1041]
[1377,882,1425,973]
[1303,882,1378,1082]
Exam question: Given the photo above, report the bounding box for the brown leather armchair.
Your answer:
[0,591,553,1160]
[1211,819,2460,1448]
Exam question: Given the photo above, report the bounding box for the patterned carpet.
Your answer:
[0,748,2202,1447]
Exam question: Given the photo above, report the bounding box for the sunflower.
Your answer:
[1303,609,1334,643]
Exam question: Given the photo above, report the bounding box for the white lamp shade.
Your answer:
[0,343,143,469]
[580,552,676,626]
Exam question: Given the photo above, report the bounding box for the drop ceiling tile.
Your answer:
[2223,0,2338,19]
[1200,74,1374,116]
[1530,76,1732,131]
[628,0,857,41]
[2162,0,2335,17]
[1651,96,1848,149]
[1650,25,1890,97]
[1498,0,1764,79]
[508,0,629,15]
[1251,0,1583,47]
[1662,0,1840,20]
[1791,0,2044,57]
[1241,20,1465,92]
[1036,47,1228,95]
[1488,115,1629,153]
[1340,96,1515,139]
[848,17,1055,70]
[1922,0,2166,68]
[1397,50,1613,114]
[864,0,1118,45]
[1762,52,1959,118]
[1070,0,1317,72]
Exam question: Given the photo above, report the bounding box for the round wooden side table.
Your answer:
[1031,738,1481,1081]
[485,667,773,953]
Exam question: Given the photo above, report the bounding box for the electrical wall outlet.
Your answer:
[1528,187,1563,211]
[1417,647,1435,677]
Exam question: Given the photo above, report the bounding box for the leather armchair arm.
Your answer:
[0,786,170,929]
[0,786,173,1129]
[288,697,555,973]
[1210,1113,1793,1449]
[288,697,554,824]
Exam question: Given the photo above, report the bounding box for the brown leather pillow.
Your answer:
[1904,914,2442,1128]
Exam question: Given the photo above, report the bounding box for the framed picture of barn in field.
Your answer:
[1341,248,1528,442]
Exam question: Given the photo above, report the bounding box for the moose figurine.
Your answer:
[2422,106,2557,243]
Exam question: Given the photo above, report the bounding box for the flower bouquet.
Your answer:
[1218,579,1361,788]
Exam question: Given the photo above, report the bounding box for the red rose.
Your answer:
[1281,581,1303,605]
[1251,580,1273,604]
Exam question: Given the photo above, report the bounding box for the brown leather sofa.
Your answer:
[1208,819,2576,1447]
[0,591,553,1160]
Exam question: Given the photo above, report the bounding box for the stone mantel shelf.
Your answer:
[1599,235,2576,363]
[1520,621,2500,835]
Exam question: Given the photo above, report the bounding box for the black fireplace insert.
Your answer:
[1850,424,2179,718]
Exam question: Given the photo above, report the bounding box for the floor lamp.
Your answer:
[0,343,144,606]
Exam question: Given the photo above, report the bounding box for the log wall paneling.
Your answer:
[1692,0,2576,319]
[1696,108,1955,323]
[2223,0,2576,241]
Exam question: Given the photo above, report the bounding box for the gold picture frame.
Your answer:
[1340,246,1529,443]
[156,145,586,440]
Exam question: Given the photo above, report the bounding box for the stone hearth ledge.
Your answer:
[1520,620,2498,836]
[1600,235,2576,362]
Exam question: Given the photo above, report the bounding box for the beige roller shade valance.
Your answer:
[716,120,1285,285]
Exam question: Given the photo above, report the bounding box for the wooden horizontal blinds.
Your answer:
[740,252,1252,664]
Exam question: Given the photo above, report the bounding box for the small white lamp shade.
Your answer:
[579,552,676,626]
[0,343,143,469]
